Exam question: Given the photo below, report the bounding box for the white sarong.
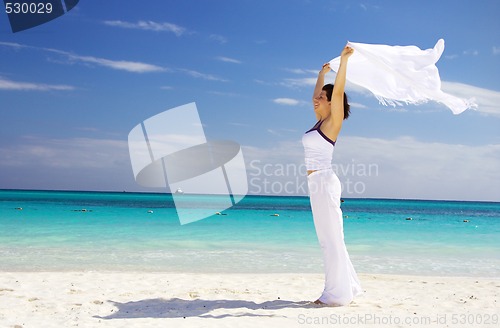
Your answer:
[329,39,477,114]
[308,169,362,305]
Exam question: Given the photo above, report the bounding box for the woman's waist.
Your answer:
[305,163,332,173]
[307,167,334,176]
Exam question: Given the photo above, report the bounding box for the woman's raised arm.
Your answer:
[330,46,353,129]
[312,63,331,120]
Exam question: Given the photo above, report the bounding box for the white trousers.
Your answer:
[307,169,362,305]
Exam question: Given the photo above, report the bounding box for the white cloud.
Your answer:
[208,91,240,97]
[0,136,128,169]
[180,69,228,82]
[273,98,301,106]
[349,102,368,109]
[243,136,500,201]
[0,136,136,191]
[336,136,500,201]
[282,77,317,88]
[229,122,251,127]
[216,56,242,64]
[209,34,228,44]
[284,68,308,74]
[462,49,479,56]
[265,128,298,137]
[103,20,186,36]
[281,74,370,95]
[66,54,166,73]
[0,41,25,49]
[0,76,74,91]
[0,42,166,73]
[2,134,498,200]
[359,3,379,11]
[493,46,500,55]
[283,68,317,75]
[267,129,281,136]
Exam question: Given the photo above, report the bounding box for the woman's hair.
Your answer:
[322,84,350,120]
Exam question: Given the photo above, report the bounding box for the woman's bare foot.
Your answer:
[312,299,342,307]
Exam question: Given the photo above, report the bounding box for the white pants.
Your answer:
[307,169,362,305]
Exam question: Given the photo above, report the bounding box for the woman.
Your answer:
[302,45,362,306]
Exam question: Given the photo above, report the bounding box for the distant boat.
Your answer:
[175,188,184,194]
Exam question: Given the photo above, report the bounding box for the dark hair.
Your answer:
[322,84,350,120]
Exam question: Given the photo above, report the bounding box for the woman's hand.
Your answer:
[340,46,354,61]
[319,63,331,76]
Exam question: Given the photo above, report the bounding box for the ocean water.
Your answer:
[0,190,499,277]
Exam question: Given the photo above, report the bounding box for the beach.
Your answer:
[1,272,498,328]
[1,191,499,327]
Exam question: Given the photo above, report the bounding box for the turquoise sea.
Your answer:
[0,190,499,277]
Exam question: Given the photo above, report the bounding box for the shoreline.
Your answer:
[1,271,498,328]
[2,188,499,204]
[0,269,498,279]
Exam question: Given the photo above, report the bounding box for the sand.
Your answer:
[0,272,498,328]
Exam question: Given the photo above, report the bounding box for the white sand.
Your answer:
[0,272,498,328]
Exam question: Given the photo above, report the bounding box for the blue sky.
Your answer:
[0,0,499,201]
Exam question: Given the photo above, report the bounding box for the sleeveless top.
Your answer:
[302,120,336,170]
